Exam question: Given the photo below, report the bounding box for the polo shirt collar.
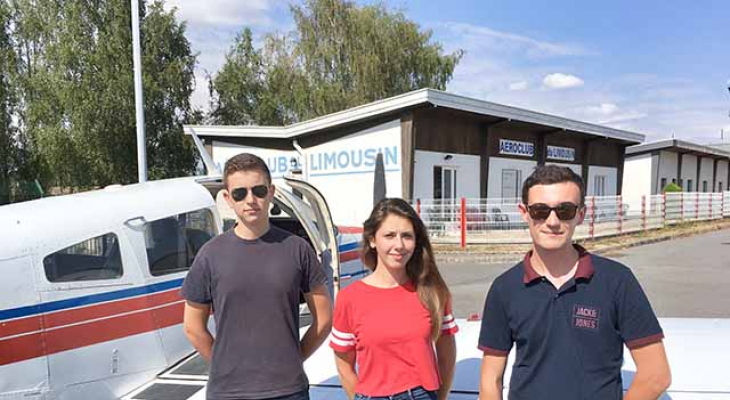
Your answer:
[522,244,594,284]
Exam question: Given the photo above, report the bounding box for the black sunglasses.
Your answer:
[230,185,269,202]
[526,202,582,221]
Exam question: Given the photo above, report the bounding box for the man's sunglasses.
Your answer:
[526,202,582,221]
[230,185,269,202]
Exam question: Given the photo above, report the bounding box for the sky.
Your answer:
[162,0,730,144]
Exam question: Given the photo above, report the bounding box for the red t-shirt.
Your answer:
[329,280,458,396]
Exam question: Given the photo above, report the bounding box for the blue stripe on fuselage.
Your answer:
[0,278,184,321]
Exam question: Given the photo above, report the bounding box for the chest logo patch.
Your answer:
[573,304,600,331]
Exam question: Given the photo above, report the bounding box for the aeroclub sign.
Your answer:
[499,139,534,157]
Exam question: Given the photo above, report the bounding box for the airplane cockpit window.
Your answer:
[146,208,216,276]
[43,233,123,282]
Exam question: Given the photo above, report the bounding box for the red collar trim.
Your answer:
[523,244,594,284]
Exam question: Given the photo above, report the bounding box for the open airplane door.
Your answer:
[275,176,340,298]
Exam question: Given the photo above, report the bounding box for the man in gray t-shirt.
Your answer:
[182,153,332,400]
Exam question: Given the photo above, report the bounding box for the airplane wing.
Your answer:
[122,317,730,400]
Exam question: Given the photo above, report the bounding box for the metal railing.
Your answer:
[414,191,730,245]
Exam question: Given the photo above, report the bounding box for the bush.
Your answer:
[663,182,682,193]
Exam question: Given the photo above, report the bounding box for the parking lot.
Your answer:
[440,228,730,319]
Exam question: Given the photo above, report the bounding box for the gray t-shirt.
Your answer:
[181,226,327,400]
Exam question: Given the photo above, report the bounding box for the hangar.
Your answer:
[185,89,644,225]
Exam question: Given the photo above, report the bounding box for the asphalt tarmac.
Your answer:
[440,228,730,319]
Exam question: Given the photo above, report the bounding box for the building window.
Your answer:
[720,182,724,192]
[43,233,123,282]
[686,179,692,192]
[594,175,606,197]
[433,166,457,201]
[660,178,667,191]
[501,169,522,199]
[702,181,708,192]
[146,209,216,276]
[433,166,442,200]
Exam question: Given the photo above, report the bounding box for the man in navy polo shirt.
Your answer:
[478,165,671,400]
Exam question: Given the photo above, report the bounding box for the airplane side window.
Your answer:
[43,233,123,282]
[146,208,216,276]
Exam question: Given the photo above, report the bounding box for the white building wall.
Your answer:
[621,154,653,211]
[680,154,698,191]
[717,160,729,192]
[487,157,537,200]
[212,120,402,226]
[412,150,480,201]
[307,120,402,226]
[698,157,714,192]
[587,166,618,196]
[657,151,678,190]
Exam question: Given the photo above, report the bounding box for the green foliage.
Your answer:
[8,0,198,193]
[210,0,463,125]
[0,0,18,204]
[663,182,682,193]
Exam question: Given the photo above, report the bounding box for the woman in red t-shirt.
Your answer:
[330,198,458,400]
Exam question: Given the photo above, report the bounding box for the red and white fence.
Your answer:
[414,191,730,246]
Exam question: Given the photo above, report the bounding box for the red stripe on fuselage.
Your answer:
[337,226,364,234]
[0,299,184,366]
[44,289,181,329]
[44,301,184,356]
[0,289,181,340]
[0,315,43,339]
[340,251,360,263]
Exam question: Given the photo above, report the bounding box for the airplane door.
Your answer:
[0,254,49,399]
[33,230,168,399]
[280,177,342,296]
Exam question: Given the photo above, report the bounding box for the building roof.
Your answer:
[708,141,730,152]
[185,89,645,144]
[626,139,730,159]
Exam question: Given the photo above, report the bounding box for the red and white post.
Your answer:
[589,196,596,239]
[617,195,623,234]
[695,193,700,220]
[460,197,467,249]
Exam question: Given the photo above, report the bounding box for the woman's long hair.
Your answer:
[360,198,450,341]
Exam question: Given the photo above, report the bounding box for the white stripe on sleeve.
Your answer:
[330,335,355,348]
[441,320,457,331]
[332,327,355,340]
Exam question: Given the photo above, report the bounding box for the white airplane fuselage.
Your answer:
[0,176,364,400]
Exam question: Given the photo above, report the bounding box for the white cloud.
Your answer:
[586,103,619,115]
[437,22,592,58]
[164,0,277,27]
[580,102,646,125]
[509,81,528,91]
[542,73,584,90]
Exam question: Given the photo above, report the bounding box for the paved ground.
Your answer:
[440,227,730,319]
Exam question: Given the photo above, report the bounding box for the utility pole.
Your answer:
[132,0,147,183]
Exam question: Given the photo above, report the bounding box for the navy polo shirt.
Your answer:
[478,245,664,400]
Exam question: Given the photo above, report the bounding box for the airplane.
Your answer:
[0,139,367,399]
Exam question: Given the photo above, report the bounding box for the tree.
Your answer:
[210,0,463,125]
[10,0,198,191]
[209,28,266,125]
[0,0,15,204]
